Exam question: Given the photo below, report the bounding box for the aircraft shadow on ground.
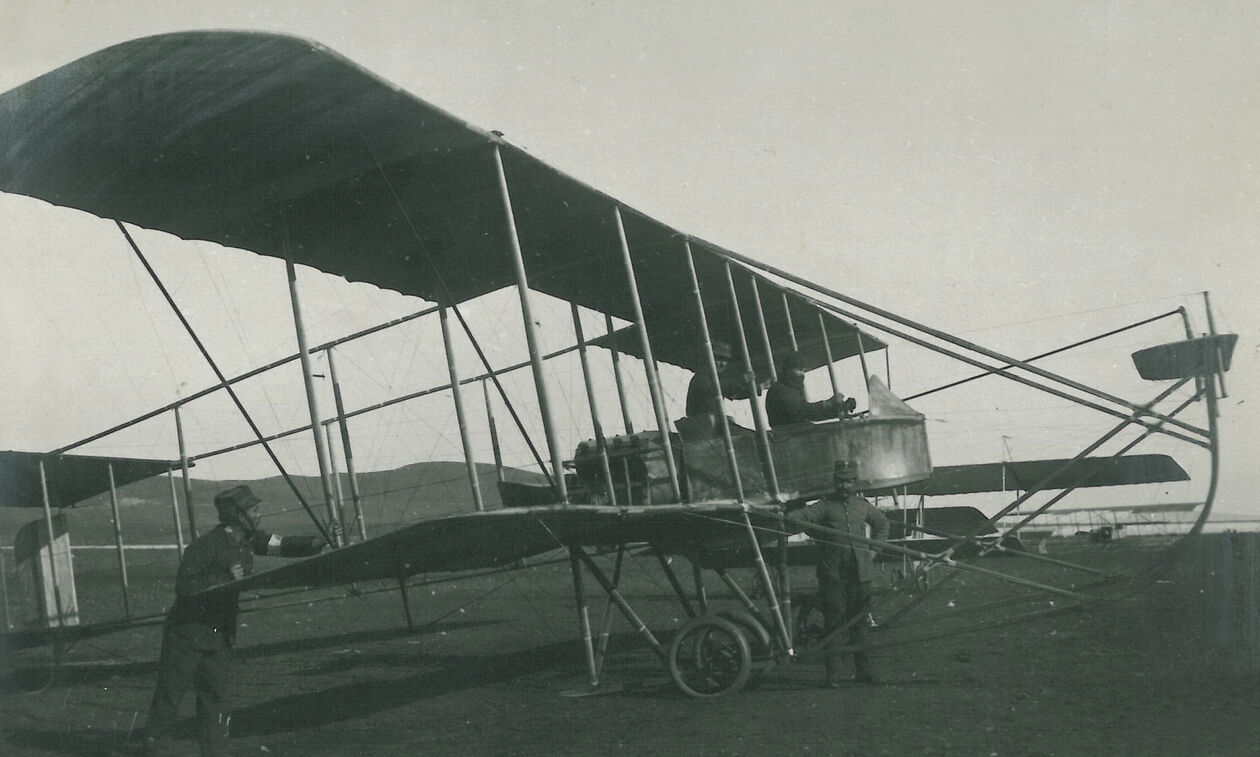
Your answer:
[228,636,596,736]
[0,728,137,756]
[0,620,525,755]
[1,638,602,754]
[0,619,504,692]
[236,618,505,660]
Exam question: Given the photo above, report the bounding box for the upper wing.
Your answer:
[0,31,882,364]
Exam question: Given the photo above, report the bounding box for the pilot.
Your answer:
[788,459,889,687]
[766,350,855,428]
[143,485,327,757]
[684,340,755,424]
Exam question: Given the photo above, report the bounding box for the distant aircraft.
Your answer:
[0,31,1237,697]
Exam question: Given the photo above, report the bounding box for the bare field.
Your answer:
[3,534,1258,756]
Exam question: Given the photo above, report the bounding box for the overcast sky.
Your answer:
[1,1,1255,519]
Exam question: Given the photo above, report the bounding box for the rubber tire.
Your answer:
[667,615,752,699]
[717,610,774,689]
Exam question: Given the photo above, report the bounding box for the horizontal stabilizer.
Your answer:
[1131,334,1237,380]
[885,505,995,538]
[0,450,182,509]
[867,454,1187,497]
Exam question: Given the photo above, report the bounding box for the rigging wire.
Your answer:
[112,221,332,544]
[951,293,1207,335]
[357,134,554,491]
[900,308,1184,404]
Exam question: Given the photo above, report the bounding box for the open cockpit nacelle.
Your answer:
[567,407,933,508]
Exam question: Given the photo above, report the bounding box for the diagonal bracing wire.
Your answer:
[114,221,332,543]
[719,249,1208,440]
[358,135,554,490]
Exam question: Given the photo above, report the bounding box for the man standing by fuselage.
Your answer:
[789,460,889,687]
[144,485,326,756]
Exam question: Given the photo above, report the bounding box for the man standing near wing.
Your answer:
[143,485,327,757]
[788,460,889,688]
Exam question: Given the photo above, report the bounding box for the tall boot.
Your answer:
[851,606,881,684]
[854,652,882,685]
[822,656,843,688]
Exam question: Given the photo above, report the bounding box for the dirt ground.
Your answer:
[3,533,1258,756]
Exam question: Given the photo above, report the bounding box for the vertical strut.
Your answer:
[167,469,185,562]
[1202,292,1228,401]
[327,348,367,540]
[855,328,871,389]
[652,545,697,619]
[107,463,131,618]
[715,569,768,624]
[692,559,710,615]
[286,252,343,546]
[483,379,505,483]
[440,304,485,511]
[594,544,626,677]
[0,531,10,629]
[397,563,415,632]
[724,262,779,499]
[572,303,617,504]
[1178,306,1204,405]
[605,314,636,435]
[781,292,798,350]
[613,208,681,501]
[740,511,793,653]
[174,406,198,537]
[817,311,841,398]
[569,550,599,687]
[574,546,666,661]
[492,145,569,503]
[777,511,792,640]
[324,423,348,533]
[38,459,67,628]
[750,277,777,384]
[684,241,744,502]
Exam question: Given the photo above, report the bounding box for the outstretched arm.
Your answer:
[250,531,328,558]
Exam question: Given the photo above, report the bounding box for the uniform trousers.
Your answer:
[818,573,874,679]
[147,624,232,756]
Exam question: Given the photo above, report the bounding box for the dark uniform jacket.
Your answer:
[685,368,752,417]
[790,494,889,583]
[166,525,280,649]
[766,376,836,427]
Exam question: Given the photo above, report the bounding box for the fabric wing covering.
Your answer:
[199,503,772,595]
[866,454,1189,497]
[0,451,180,509]
[0,31,882,374]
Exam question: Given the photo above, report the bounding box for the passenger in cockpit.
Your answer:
[766,350,854,428]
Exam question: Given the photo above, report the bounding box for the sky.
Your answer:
[1,1,1256,521]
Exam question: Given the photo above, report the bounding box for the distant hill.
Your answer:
[1,461,548,545]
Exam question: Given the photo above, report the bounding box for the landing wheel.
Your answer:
[667,615,751,698]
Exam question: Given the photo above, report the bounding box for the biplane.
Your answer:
[0,31,1237,698]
